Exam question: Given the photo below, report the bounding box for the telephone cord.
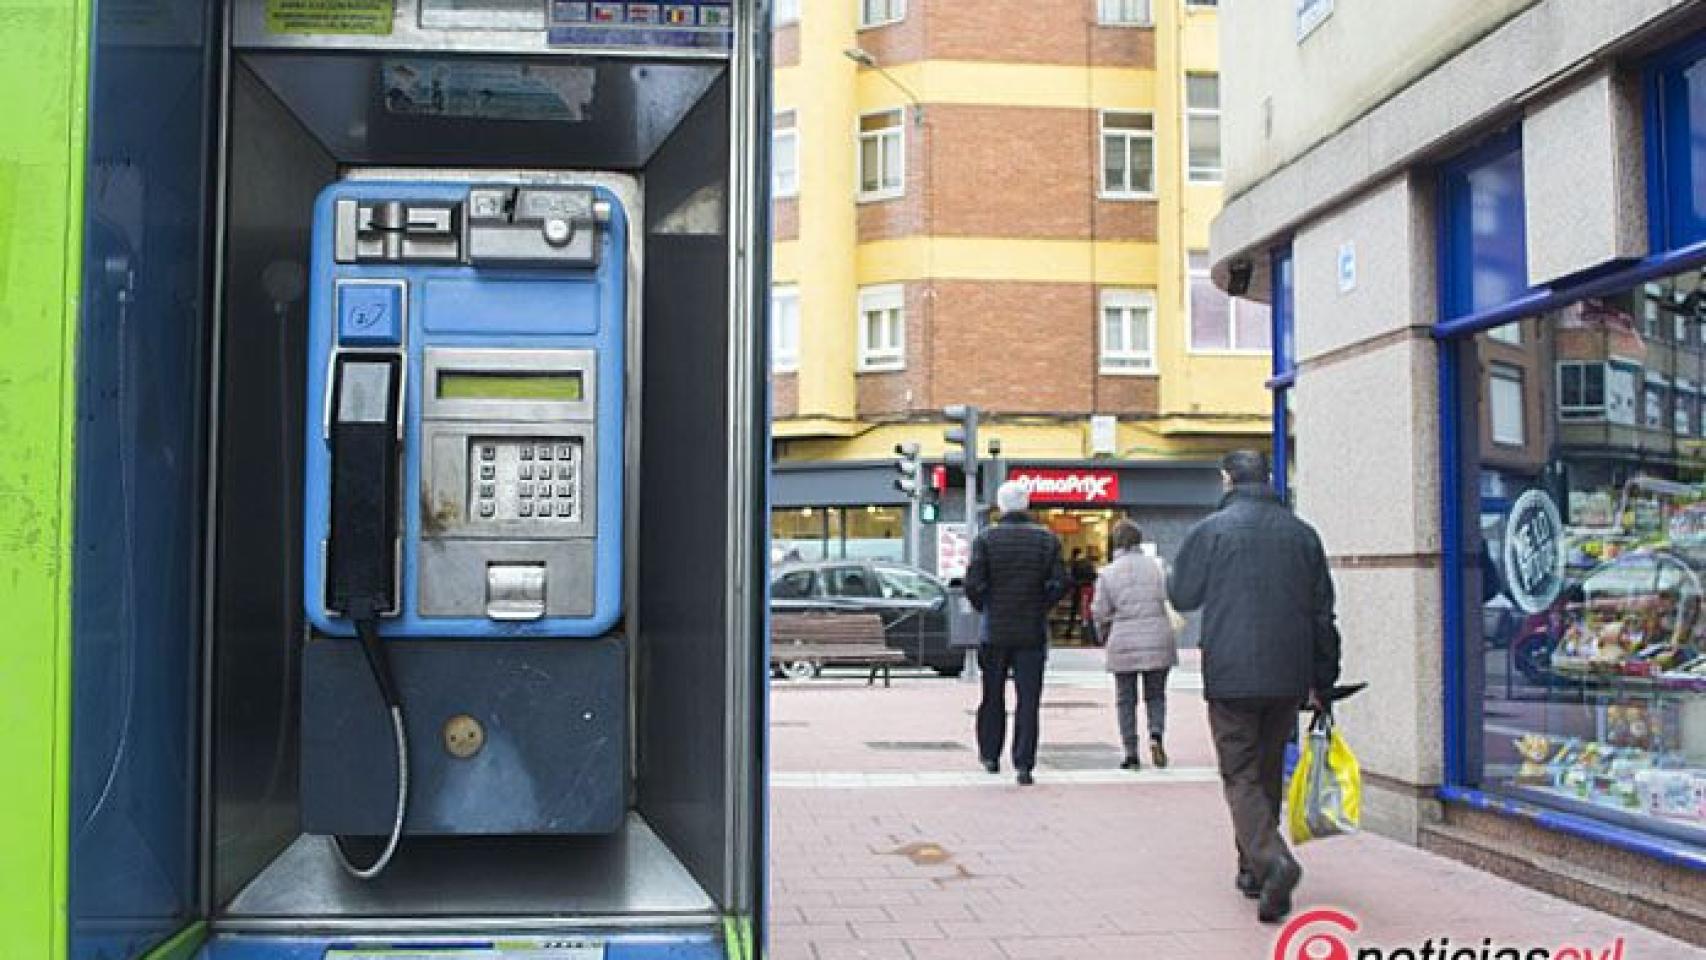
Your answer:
[332,704,409,880]
[332,615,409,880]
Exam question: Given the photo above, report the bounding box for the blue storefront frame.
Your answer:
[1433,41,1706,870]
[1269,245,1296,503]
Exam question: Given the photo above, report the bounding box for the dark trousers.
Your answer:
[1113,668,1169,756]
[977,645,1047,772]
[1207,698,1297,878]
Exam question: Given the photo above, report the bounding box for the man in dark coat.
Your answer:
[965,480,1069,785]
[1169,450,1340,924]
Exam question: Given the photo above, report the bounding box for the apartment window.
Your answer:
[1100,111,1156,198]
[1646,377,1669,430]
[773,110,799,198]
[1678,384,1696,436]
[858,109,905,200]
[1100,289,1158,374]
[772,285,800,373]
[1558,362,1606,419]
[1488,365,1525,447]
[858,285,905,371]
[1486,322,1521,346]
[775,0,799,24]
[860,0,904,28]
[1097,0,1151,25]
[1186,73,1222,183]
[1188,252,1271,352]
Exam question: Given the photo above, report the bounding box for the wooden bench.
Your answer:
[770,612,906,687]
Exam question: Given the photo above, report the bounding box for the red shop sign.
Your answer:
[1009,468,1121,504]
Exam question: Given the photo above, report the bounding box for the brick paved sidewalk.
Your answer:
[767,653,1695,959]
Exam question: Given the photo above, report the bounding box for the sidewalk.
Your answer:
[767,651,1694,959]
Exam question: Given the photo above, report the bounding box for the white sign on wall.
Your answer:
[1090,415,1117,456]
[1297,0,1333,43]
[936,523,972,583]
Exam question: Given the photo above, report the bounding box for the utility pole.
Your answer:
[944,405,982,681]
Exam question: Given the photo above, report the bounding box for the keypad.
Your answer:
[468,437,582,523]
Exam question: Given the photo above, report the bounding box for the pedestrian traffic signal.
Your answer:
[893,441,921,497]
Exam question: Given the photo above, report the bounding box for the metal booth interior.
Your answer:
[68,2,767,958]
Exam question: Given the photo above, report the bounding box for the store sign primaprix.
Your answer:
[1009,468,1120,505]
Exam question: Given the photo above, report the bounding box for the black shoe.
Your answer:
[1257,858,1302,923]
[1120,756,1142,771]
[981,759,1000,774]
[1150,738,1168,769]
[1016,769,1034,786]
[1235,870,1261,899]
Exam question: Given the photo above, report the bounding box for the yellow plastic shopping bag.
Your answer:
[1287,710,1362,844]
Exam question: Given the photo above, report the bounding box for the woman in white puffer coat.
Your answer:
[1092,520,1180,770]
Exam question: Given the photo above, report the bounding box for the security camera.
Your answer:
[1228,259,1254,297]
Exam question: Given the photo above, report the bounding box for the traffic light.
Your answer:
[919,463,946,524]
[943,405,979,474]
[893,441,921,497]
[943,405,982,536]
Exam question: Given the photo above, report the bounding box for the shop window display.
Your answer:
[1465,264,1706,846]
[771,506,904,564]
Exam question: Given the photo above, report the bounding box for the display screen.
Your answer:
[438,371,583,402]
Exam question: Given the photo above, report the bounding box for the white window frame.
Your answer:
[1645,373,1670,431]
[859,0,905,29]
[1097,0,1152,26]
[1488,364,1526,447]
[1099,110,1156,199]
[1187,253,1268,354]
[857,284,906,372]
[1099,289,1158,375]
[857,108,906,202]
[1557,362,1608,420]
[775,0,800,25]
[1486,322,1521,346]
[773,109,799,199]
[1185,73,1222,184]
[771,284,800,373]
[1677,382,1696,437]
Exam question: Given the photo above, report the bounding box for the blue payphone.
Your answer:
[304,180,625,637]
[300,179,630,877]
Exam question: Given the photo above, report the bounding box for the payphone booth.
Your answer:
[23,2,771,959]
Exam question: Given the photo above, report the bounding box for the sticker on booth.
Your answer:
[548,0,732,50]
[382,60,595,122]
[265,0,394,35]
[1503,488,1566,614]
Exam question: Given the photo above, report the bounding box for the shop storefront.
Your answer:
[770,462,909,563]
[1433,40,1706,868]
[771,459,1226,577]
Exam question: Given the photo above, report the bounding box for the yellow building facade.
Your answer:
[771,1,1272,568]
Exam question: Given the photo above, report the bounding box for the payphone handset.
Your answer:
[304,181,627,640]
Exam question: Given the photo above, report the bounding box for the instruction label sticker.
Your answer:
[266,0,394,35]
[547,0,731,51]
[382,60,596,122]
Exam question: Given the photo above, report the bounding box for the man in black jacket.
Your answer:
[1170,450,1340,924]
[965,480,1069,786]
